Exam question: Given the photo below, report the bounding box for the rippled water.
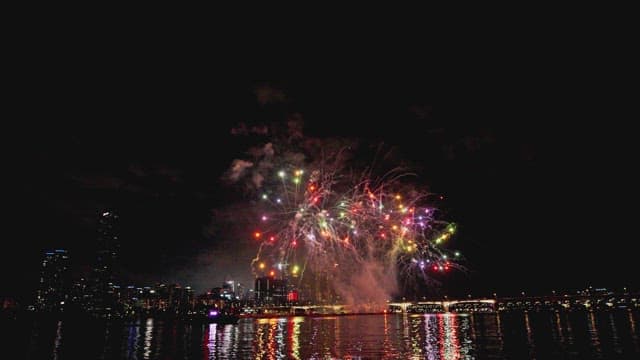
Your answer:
[4,311,639,359]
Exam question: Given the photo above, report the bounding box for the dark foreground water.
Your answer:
[3,311,639,359]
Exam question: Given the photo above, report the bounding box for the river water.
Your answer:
[4,311,639,359]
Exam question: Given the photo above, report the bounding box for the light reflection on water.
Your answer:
[52,320,62,360]
[143,318,153,359]
[8,311,640,359]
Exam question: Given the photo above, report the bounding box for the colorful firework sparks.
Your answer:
[225,122,463,305]
[248,163,462,288]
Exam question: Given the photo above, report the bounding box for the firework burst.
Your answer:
[227,124,462,307]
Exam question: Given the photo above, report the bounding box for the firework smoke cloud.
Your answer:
[225,120,463,310]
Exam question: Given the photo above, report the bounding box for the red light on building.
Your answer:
[287,291,299,302]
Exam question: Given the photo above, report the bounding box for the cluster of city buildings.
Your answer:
[30,210,325,319]
[23,210,638,319]
[253,269,338,307]
[33,211,212,318]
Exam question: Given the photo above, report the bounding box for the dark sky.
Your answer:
[5,72,636,302]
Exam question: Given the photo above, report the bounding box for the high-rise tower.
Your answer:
[87,210,120,315]
[36,249,70,312]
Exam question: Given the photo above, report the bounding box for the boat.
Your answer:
[206,309,240,324]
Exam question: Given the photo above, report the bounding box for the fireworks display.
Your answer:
[228,124,462,307]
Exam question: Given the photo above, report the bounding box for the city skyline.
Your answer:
[5,80,635,303]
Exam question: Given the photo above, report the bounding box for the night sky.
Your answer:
[5,75,636,302]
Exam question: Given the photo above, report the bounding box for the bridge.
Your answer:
[244,292,638,316]
[258,300,497,315]
[291,305,347,315]
[388,292,639,313]
[388,299,496,313]
[497,292,639,311]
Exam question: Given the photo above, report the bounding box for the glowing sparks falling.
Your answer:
[225,124,465,308]
[250,165,463,286]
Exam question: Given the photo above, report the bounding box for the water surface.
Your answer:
[4,311,639,359]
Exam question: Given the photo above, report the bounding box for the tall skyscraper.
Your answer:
[36,249,70,312]
[294,269,337,304]
[87,210,120,315]
[255,276,288,305]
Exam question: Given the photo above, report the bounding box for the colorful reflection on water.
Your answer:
[8,311,640,359]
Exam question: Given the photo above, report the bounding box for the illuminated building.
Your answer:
[36,249,70,312]
[86,210,120,315]
[295,270,336,304]
[255,276,288,305]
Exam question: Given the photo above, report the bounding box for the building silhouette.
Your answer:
[295,270,337,304]
[86,210,120,315]
[35,249,70,312]
[255,276,288,305]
